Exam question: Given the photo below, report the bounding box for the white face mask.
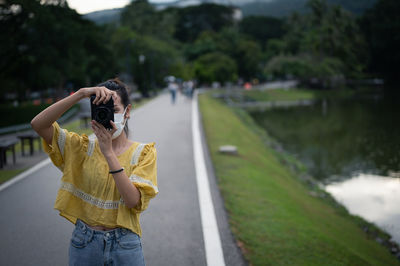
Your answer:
[112,107,128,140]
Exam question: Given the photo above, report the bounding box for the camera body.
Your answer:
[90,95,114,130]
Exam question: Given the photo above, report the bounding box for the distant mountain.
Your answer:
[152,0,267,9]
[240,0,378,17]
[83,0,378,25]
[83,8,122,25]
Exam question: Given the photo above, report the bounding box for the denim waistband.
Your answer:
[75,219,132,240]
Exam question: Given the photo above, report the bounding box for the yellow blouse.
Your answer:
[43,122,158,237]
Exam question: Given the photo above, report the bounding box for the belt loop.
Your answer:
[83,221,87,234]
[115,228,121,239]
[88,228,94,242]
[78,219,87,233]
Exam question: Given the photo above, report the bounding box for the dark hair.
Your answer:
[97,78,131,137]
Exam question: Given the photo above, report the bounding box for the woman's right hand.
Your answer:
[79,86,117,105]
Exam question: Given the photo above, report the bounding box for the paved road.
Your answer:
[0,92,245,266]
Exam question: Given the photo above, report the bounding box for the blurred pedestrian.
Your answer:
[31,78,158,266]
[186,80,194,99]
[168,81,178,104]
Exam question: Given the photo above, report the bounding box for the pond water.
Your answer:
[249,91,400,243]
[325,174,400,243]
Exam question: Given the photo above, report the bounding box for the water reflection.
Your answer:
[250,96,400,180]
[325,174,400,244]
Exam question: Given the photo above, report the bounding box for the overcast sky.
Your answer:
[67,0,174,14]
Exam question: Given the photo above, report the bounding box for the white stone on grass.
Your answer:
[219,145,238,155]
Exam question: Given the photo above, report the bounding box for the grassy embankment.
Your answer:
[242,87,356,102]
[198,90,398,265]
[244,88,315,101]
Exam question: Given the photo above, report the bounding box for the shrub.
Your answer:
[193,52,238,84]
[264,55,345,87]
[0,103,50,128]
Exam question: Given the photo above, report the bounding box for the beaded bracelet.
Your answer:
[109,167,124,174]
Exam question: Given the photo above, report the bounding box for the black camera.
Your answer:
[90,95,114,129]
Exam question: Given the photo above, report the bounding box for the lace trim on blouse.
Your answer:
[60,181,122,209]
[87,137,95,156]
[130,143,145,165]
[58,128,66,158]
[129,174,159,193]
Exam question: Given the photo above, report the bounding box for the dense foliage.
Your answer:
[0,0,398,101]
[360,0,400,83]
[0,0,116,100]
[263,0,367,86]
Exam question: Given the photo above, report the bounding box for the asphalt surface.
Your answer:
[0,91,246,266]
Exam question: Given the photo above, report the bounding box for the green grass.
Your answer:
[245,89,316,102]
[198,93,398,265]
[0,168,26,185]
[62,119,92,135]
[243,88,357,102]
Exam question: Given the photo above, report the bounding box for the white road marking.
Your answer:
[0,158,51,192]
[192,91,226,266]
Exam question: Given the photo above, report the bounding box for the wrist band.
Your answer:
[109,167,124,174]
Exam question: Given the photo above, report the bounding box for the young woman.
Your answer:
[31,79,158,266]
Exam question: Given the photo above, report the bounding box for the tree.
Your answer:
[121,2,179,42]
[264,55,345,87]
[264,39,286,61]
[184,28,263,81]
[239,16,286,48]
[193,52,237,84]
[305,1,366,77]
[235,40,262,80]
[110,27,183,95]
[120,0,157,35]
[39,0,68,6]
[361,0,400,83]
[0,0,116,99]
[279,0,366,79]
[184,31,218,61]
[174,4,234,43]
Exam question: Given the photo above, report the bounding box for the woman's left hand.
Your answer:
[91,120,117,157]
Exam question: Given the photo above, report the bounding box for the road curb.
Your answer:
[192,91,226,266]
[0,158,51,192]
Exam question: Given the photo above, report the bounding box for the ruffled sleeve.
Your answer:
[42,121,88,171]
[129,143,158,212]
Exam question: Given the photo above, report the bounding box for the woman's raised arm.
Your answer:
[31,86,115,144]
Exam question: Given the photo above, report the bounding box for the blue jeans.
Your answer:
[69,220,145,266]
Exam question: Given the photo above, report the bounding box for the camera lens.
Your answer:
[95,107,110,123]
[98,110,107,121]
